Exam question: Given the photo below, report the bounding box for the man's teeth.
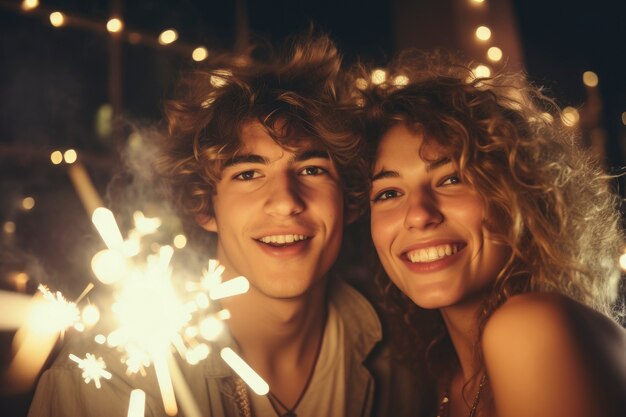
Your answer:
[406,244,459,263]
[259,234,308,244]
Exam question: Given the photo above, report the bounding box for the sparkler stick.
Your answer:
[91,208,124,250]
[220,347,269,395]
[168,353,202,417]
[152,353,178,416]
[127,389,146,417]
[66,162,104,216]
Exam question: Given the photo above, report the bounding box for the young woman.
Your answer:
[351,53,626,417]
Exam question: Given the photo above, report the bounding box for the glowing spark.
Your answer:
[153,353,177,415]
[209,276,249,300]
[92,208,124,250]
[220,348,269,395]
[127,389,146,417]
[133,211,162,235]
[37,285,81,332]
[69,353,112,389]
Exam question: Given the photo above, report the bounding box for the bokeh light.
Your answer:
[22,197,35,211]
[49,12,65,27]
[64,149,78,164]
[475,26,492,41]
[392,75,409,86]
[173,234,187,249]
[621,112,626,126]
[50,150,63,165]
[355,78,368,90]
[620,252,626,271]
[158,29,178,45]
[21,0,39,11]
[192,47,209,62]
[106,18,123,33]
[487,46,502,62]
[561,107,580,127]
[582,71,599,87]
[3,221,16,234]
[473,64,491,78]
[371,68,387,85]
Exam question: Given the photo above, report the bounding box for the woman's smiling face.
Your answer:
[369,123,510,310]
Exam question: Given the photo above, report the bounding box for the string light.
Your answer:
[106,18,123,33]
[371,68,387,85]
[561,107,580,127]
[392,75,409,86]
[192,47,208,62]
[64,149,78,164]
[475,26,492,41]
[3,221,16,234]
[50,150,63,165]
[173,234,187,249]
[473,64,491,78]
[21,0,39,11]
[487,46,502,62]
[49,12,65,27]
[22,197,35,211]
[582,71,598,87]
[158,29,178,45]
[354,78,368,90]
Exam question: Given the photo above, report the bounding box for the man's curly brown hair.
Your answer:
[157,34,368,249]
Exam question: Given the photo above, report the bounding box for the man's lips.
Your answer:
[255,233,311,246]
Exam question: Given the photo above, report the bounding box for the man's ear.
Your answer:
[196,213,217,232]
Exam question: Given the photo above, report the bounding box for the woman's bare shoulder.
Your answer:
[481,292,626,417]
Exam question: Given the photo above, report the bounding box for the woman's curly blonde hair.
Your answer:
[348,51,624,379]
[157,34,368,248]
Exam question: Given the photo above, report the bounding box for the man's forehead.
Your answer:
[238,121,326,155]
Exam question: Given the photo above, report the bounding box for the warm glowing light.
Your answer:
[192,47,208,62]
[210,69,232,87]
[209,276,249,300]
[22,0,39,12]
[32,285,81,334]
[621,112,626,126]
[69,353,112,389]
[473,65,491,79]
[133,211,162,235]
[106,18,123,33]
[173,234,187,249]
[470,0,485,4]
[49,12,65,27]
[95,334,106,344]
[50,150,63,164]
[371,69,387,85]
[13,272,29,293]
[199,316,224,341]
[392,75,409,86]
[618,251,626,271]
[82,305,100,326]
[541,112,554,123]
[91,249,127,284]
[487,46,502,62]
[475,26,492,41]
[355,77,368,90]
[561,107,580,127]
[92,208,125,250]
[158,29,178,45]
[582,71,598,87]
[220,348,269,395]
[127,389,146,417]
[22,197,35,211]
[3,221,16,234]
[64,149,78,164]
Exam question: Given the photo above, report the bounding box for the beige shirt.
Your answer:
[249,303,345,417]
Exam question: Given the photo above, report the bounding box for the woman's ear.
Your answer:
[196,213,217,232]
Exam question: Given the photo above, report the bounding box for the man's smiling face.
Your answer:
[200,122,345,300]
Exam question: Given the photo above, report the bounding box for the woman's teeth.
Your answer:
[406,244,459,263]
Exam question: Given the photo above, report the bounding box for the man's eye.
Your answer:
[372,189,401,202]
[300,166,327,176]
[440,175,461,186]
[233,170,260,181]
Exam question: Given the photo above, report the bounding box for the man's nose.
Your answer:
[263,174,305,217]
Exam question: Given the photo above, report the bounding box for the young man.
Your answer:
[29,35,421,417]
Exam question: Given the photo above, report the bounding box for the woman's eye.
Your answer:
[372,189,401,202]
[300,166,327,176]
[440,175,461,186]
[233,170,260,181]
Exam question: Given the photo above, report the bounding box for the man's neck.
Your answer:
[220,280,329,406]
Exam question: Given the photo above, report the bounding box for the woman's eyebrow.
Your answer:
[426,157,452,171]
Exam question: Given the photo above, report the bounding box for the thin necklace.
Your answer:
[437,374,487,417]
[266,320,326,417]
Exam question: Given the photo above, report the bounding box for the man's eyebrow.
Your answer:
[371,169,399,182]
[223,154,268,168]
[292,149,330,162]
